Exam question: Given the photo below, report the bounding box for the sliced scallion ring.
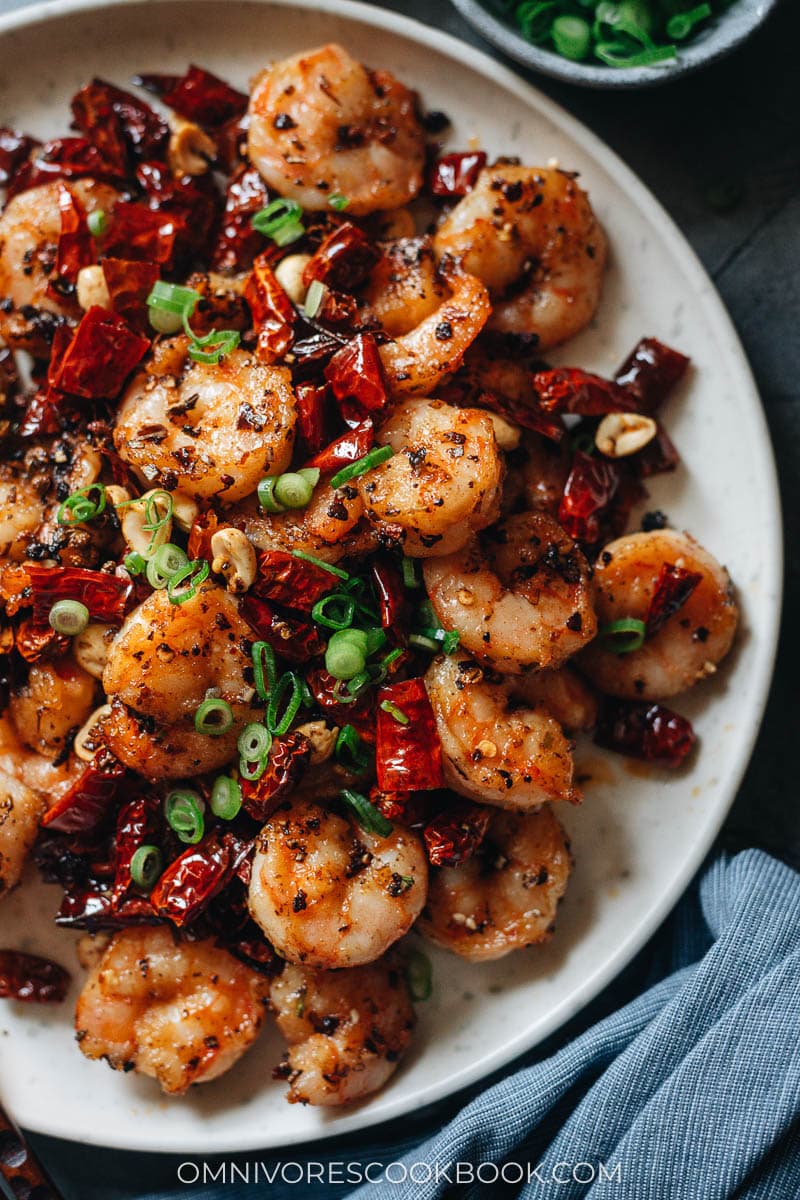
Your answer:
[210,775,243,821]
[597,616,647,654]
[48,599,90,636]
[406,949,433,1001]
[194,697,234,736]
[340,788,393,837]
[164,789,205,845]
[129,844,163,892]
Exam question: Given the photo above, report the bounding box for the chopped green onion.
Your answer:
[401,557,421,589]
[252,641,277,702]
[210,775,242,821]
[57,483,107,526]
[335,724,370,773]
[340,789,393,837]
[142,490,173,533]
[303,279,327,319]
[440,630,461,655]
[267,672,303,735]
[239,753,269,782]
[311,593,356,631]
[329,445,394,490]
[597,616,647,654]
[594,41,675,66]
[194,697,234,736]
[164,789,205,845]
[409,633,440,653]
[48,599,89,636]
[325,629,368,681]
[252,199,304,241]
[238,723,272,762]
[124,551,147,576]
[552,13,591,59]
[382,647,404,670]
[380,699,409,725]
[257,476,285,514]
[666,3,711,39]
[329,193,350,211]
[87,209,107,239]
[146,542,189,590]
[167,558,209,605]
[129,844,162,892]
[291,550,349,580]
[187,328,241,365]
[406,949,433,1001]
[273,471,316,510]
[147,280,200,335]
[516,0,559,43]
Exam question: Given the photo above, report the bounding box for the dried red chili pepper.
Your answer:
[558,451,620,543]
[302,222,380,292]
[111,795,160,905]
[133,161,222,268]
[645,563,702,638]
[291,329,345,373]
[7,136,119,198]
[306,667,377,741]
[134,65,248,127]
[47,306,149,401]
[55,888,156,930]
[71,78,169,175]
[28,563,130,628]
[101,257,160,333]
[101,200,177,266]
[243,252,295,363]
[595,699,696,768]
[211,163,270,272]
[0,126,39,186]
[240,594,325,663]
[635,425,680,478]
[615,337,689,414]
[370,559,407,630]
[429,151,487,197]
[305,419,374,472]
[532,368,638,417]
[240,732,311,822]
[324,333,389,423]
[213,112,250,174]
[253,550,335,611]
[472,388,565,443]
[14,617,70,664]
[41,750,126,835]
[149,833,234,927]
[376,678,443,792]
[49,182,94,295]
[295,382,328,458]
[371,787,430,826]
[187,508,219,562]
[423,801,491,867]
[0,950,70,1003]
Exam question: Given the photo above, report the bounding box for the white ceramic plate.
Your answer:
[0,0,781,1155]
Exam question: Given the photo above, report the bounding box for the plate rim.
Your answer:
[0,0,783,1154]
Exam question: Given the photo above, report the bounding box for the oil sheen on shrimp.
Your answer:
[418,804,572,961]
[0,770,44,899]
[248,43,425,215]
[425,654,579,809]
[361,236,446,337]
[102,582,261,779]
[75,926,271,1094]
[270,957,415,1105]
[357,398,504,558]
[8,658,97,761]
[579,529,739,699]
[424,510,597,674]
[114,337,296,504]
[249,797,428,967]
[434,166,607,350]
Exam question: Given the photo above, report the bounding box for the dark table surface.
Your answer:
[2,0,798,1195]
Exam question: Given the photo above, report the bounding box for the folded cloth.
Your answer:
[38,849,800,1200]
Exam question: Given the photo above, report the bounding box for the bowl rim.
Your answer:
[450,0,781,88]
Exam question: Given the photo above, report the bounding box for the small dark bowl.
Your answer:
[449,0,780,88]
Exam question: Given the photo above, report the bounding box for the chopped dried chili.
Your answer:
[149,833,234,927]
[615,337,689,414]
[324,333,389,423]
[0,950,70,1003]
[594,699,696,768]
[558,451,620,544]
[429,151,487,197]
[302,222,380,292]
[134,65,248,128]
[423,801,491,867]
[243,252,295,363]
[41,750,126,835]
[635,425,680,478]
[101,257,160,333]
[306,419,374,472]
[50,182,94,293]
[532,367,638,417]
[295,382,328,458]
[370,558,407,630]
[47,306,149,401]
[7,136,119,198]
[0,126,39,186]
[240,732,311,822]
[71,78,168,175]
[376,678,443,792]
[28,563,130,627]
[252,550,335,611]
[239,594,325,663]
[645,563,702,638]
[211,163,271,272]
[111,795,160,905]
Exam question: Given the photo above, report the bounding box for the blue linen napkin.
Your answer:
[81,847,796,1200]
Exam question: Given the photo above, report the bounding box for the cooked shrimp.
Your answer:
[361,236,446,337]
[75,926,270,1094]
[0,179,120,320]
[270,957,415,1105]
[230,473,376,564]
[0,460,45,559]
[249,797,428,968]
[425,654,579,809]
[357,398,504,557]
[0,770,44,898]
[378,270,491,398]
[579,529,739,700]
[423,510,596,673]
[9,657,97,760]
[418,804,572,961]
[515,666,598,733]
[102,582,261,779]
[248,43,425,215]
[508,432,572,517]
[114,337,296,504]
[434,166,607,350]
[0,712,84,798]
